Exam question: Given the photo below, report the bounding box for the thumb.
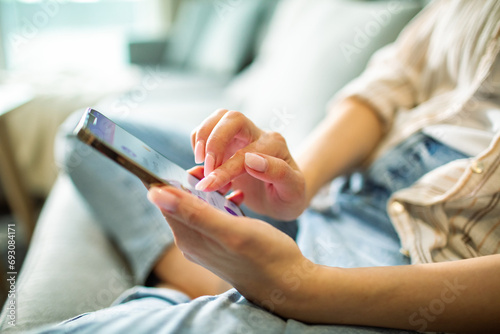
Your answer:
[147,186,234,237]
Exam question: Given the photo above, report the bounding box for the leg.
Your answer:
[152,244,232,298]
[55,110,228,298]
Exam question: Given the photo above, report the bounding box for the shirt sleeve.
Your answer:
[330,0,443,131]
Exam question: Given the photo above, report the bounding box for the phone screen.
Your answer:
[76,108,243,217]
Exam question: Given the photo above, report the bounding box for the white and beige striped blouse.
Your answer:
[332,0,500,264]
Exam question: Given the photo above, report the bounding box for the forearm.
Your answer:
[282,255,500,332]
[297,97,383,204]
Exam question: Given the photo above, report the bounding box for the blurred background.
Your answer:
[0,0,182,302]
[0,0,177,72]
[0,0,424,310]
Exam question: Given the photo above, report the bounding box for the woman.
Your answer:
[43,0,500,332]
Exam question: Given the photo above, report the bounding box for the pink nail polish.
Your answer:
[195,174,216,191]
[205,153,215,176]
[194,140,205,164]
[245,153,267,172]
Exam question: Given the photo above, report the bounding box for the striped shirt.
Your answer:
[332,0,500,264]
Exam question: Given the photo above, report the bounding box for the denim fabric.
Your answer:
[41,115,468,333]
[297,132,469,269]
[338,132,470,220]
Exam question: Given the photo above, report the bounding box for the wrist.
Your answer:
[271,261,340,322]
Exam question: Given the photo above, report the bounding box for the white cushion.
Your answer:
[188,0,278,76]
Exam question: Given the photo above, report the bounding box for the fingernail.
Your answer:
[195,174,216,191]
[194,140,205,164]
[204,152,215,176]
[245,153,267,173]
[148,187,179,213]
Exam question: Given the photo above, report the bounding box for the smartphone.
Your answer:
[74,108,244,217]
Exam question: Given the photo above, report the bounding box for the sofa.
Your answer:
[0,0,424,332]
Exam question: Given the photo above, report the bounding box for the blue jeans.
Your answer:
[40,111,468,333]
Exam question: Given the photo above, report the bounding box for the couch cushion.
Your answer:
[163,0,279,76]
[162,1,213,69]
[188,0,279,76]
[226,0,423,151]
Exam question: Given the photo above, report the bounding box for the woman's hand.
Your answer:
[190,109,307,221]
[148,185,500,331]
[147,185,319,316]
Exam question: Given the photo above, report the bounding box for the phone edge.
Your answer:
[74,110,169,189]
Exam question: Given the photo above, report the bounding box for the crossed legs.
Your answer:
[56,110,231,300]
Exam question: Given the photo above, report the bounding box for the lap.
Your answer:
[37,205,412,334]
[297,208,409,268]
